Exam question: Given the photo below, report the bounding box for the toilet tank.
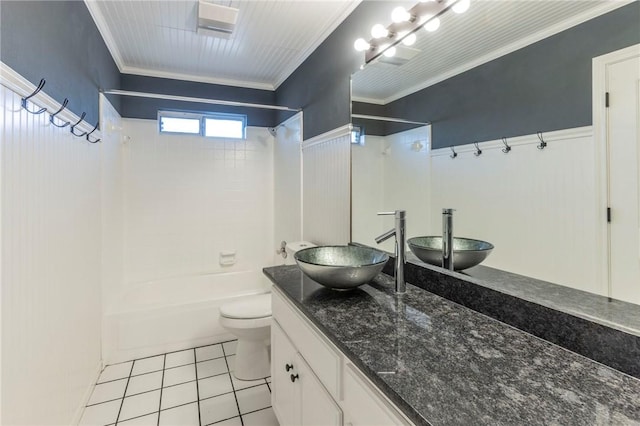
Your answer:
[284,241,316,265]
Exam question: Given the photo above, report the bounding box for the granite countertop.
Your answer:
[264,265,640,426]
[458,263,640,337]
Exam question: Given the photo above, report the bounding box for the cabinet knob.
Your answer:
[290,373,299,382]
[285,363,293,372]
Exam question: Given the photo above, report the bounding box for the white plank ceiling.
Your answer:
[85,0,360,90]
[353,0,633,104]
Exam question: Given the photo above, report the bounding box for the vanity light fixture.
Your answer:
[355,0,471,64]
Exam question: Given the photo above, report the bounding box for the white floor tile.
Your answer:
[236,385,271,415]
[222,341,237,356]
[119,390,161,422]
[196,344,224,362]
[196,358,228,379]
[88,379,127,405]
[242,407,279,426]
[160,381,198,410]
[226,355,235,372]
[132,356,164,376]
[165,349,195,369]
[199,393,239,425]
[265,376,271,383]
[198,374,233,399]
[231,374,265,391]
[117,412,158,425]
[98,362,133,383]
[163,364,196,387]
[159,402,200,426]
[79,399,122,426]
[126,371,163,397]
[210,416,242,426]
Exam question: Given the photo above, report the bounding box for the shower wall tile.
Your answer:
[121,119,274,289]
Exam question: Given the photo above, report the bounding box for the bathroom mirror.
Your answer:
[350,0,640,318]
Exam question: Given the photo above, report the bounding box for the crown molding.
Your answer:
[274,0,362,89]
[84,0,125,72]
[121,67,275,91]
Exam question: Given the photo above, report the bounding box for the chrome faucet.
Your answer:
[442,208,455,270]
[375,210,406,294]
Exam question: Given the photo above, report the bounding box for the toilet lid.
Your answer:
[220,294,271,319]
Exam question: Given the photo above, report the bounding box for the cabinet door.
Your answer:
[343,363,412,426]
[296,353,343,426]
[271,320,299,426]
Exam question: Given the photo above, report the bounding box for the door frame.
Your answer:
[592,43,640,297]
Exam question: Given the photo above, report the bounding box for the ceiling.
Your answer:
[85,0,360,91]
[352,0,632,104]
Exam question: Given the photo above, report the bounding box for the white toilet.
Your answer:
[219,241,315,380]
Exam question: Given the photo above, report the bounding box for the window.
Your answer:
[158,111,246,139]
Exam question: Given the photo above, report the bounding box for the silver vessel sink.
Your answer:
[407,236,494,271]
[294,246,389,290]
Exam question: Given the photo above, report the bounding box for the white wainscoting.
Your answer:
[352,127,431,252]
[302,126,351,245]
[0,83,103,425]
[273,113,303,264]
[429,126,604,295]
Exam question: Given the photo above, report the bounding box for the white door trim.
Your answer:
[592,43,640,297]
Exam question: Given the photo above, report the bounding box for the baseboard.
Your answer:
[71,360,104,425]
[105,332,237,365]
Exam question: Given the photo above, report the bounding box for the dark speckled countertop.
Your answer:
[264,265,640,426]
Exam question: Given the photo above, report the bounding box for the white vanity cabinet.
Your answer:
[271,288,414,426]
[272,320,342,426]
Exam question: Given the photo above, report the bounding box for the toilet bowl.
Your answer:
[218,241,315,381]
[219,293,272,380]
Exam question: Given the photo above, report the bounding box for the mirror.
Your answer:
[350,1,640,323]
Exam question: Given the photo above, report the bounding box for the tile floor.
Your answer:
[79,340,278,426]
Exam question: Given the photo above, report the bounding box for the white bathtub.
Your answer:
[103,270,270,364]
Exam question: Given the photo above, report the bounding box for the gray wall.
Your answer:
[0,1,120,126]
[120,75,279,127]
[386,2,640,149]
[276,2,393,140]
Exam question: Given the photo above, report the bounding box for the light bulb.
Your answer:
[354,38,370,52]
[391,6,410,23]
[371,24,388,39]
[452,0,470,13]
[422,15,440,32]
[383,46,397,57]
[402,33,417,46]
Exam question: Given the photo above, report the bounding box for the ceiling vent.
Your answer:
[378,45,421,66]
[197,1,239,39]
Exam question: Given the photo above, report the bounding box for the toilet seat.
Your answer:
[220,293,271,320]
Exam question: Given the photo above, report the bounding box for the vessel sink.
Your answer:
[294,245,389,290]
[407,236,494,271]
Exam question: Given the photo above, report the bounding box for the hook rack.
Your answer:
[473,142,482,157]
[537,131,547,150]
[86,122,101,144]
[21,78,47,115]
[49,98,70,128]
[70,112,88,137]
[501,137,511,154]
[450,146,457,159]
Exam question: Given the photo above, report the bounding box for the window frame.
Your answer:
[158,110,247,140]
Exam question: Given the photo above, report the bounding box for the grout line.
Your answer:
[194,348,203,426]
[156,354,167,426]
[221,345,245,426]
[207,414,242,425]
[265,379,271,393]
[116,411,160,425]
[114,362,135,424]
[241,405,274,417]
